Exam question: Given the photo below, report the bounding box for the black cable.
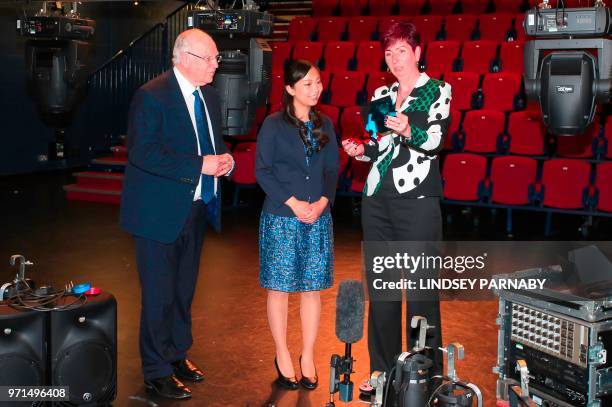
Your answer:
[383,366,396,407]
[6,281,87,312]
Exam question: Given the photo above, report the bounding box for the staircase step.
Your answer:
[272,12,312,20]
[91,156,127,168]
[273,30,289,39]
[268,1,312,9]
[75,171,124,189]
[111,145,128,159]
[63,184,121,205]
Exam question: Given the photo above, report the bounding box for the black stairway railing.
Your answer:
[87,2,195,147]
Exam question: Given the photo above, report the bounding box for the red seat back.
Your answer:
[347,17,378,41]
[288,17,317,41]
[330,71,366,107]
[507,111,546,155]
[461,40,498,74]
[444,14,478,42]
[595,163,612,212]
[323,41,356,72]
[317,17,348,42]
[463,110,506,153]
[424,41,460,74]
[482,72,522,111]
[442,153,488,201]
[444,71,479,111]
[356,41,384,72]
[490,156,537,205]
[499,41,525,74]
[231,142,257,184]
[541,159,591,209]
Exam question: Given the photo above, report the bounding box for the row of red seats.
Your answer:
[447,110,610,159]
[441,154,612,213]
[289,14,530,42]
[250,102,608,160]
[268,70,522,112]
[231,143,612,212]
[272,40,525,75]
[312,0,537,16]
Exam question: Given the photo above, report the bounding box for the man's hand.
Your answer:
[285,197,313,223]
[214,153,234,177]
[342,139,365,158]
[202,154,233,176]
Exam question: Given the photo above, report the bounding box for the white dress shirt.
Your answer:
[173,66,218,201]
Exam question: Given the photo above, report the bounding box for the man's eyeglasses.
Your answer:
[185,51,222,64]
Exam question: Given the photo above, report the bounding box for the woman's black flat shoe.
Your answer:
[274,358,299,390]
[299,355,318,390]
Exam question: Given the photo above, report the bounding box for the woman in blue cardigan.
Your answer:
[256,59,339,391]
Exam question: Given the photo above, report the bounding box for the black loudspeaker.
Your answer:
[49,292,117,406]
[0,306,46,407]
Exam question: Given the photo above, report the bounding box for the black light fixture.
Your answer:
[17,1,95,158]
[522,3,611,135]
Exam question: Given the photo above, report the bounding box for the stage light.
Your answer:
[522,4,611,135]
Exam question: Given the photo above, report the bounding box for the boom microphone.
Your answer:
[326,280,365,407]
[335,280,365,343]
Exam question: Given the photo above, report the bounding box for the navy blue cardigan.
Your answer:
[255,111,339,217]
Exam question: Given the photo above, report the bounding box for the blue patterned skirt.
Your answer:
[259,211,334,292]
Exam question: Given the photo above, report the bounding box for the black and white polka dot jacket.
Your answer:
[358,73,452,198]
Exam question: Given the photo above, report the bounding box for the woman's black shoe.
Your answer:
[299,355,318,390]
[274,357,299,390]
[144,375,192,400]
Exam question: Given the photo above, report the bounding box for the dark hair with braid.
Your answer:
[282,59,329,152]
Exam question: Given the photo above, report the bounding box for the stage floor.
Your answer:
[3,171,599,407]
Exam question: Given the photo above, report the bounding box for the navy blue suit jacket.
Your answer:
[255,111,339,217]
[119,70,227,243]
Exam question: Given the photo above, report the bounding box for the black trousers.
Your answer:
[361,194,443,378]
[135,201,207,381]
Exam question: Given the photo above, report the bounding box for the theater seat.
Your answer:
[288,17,317,41]
[442,153,488,201]
[490,156,537,205]
[462,110,506,153]
[461,40,498,74]
[482,72,522,111]
[540,159,591,209]
[444,71,479,111]
[507,111,547,156]
[595,163,612,212]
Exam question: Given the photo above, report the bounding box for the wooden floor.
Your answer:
[2,171,606,407]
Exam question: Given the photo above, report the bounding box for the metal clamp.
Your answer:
[9,254,34,281]
[370,371,386,407]
[466,382,483,407]
[589,343,607,366]
[440,343,464,383]
[394,352,412,393]
[411,316,433,352]
[516,360,530,397]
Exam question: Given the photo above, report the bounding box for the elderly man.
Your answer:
[120,29,233,400]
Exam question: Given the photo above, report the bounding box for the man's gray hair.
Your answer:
[172,34,190,65]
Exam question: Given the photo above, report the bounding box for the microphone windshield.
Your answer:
[335,280,365,344]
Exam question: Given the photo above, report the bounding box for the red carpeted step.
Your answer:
[91,156,127,167]
[111,146,127,160]
[75,172,124,189]
[63,184,121,205]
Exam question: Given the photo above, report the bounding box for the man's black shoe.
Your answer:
[144,375,192,400]
[172,359,205,382]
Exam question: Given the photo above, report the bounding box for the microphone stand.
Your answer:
[326,343,355,407]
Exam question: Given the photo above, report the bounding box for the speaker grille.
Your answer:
[54,342,114,404]
[0,353,42,385]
